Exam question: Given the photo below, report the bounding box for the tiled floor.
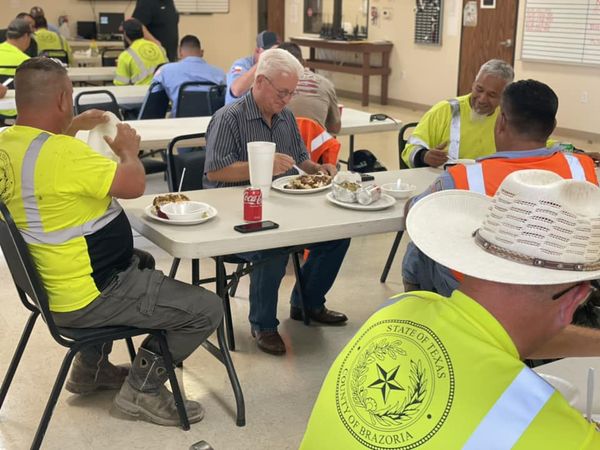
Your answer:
[0,99,597,450]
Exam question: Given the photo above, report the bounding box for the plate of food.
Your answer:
[145,193,217,225]
[326,192,396,211]
[272,173,332,194]
[538,373,580,407]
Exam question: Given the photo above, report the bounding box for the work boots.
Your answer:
[113,347,204,426]
[66,352,129,394]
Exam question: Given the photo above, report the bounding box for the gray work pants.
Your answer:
[53,250,223,364]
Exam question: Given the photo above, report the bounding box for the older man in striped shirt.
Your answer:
[204,48,350,355]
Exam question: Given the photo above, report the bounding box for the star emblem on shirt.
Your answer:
[368,363,405,403]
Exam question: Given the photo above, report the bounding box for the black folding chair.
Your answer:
[176,82,226,118]
[40,49,69,65]
[165,134,310,351]
[138,81,170,120]
[0,202,190,449]
[101,47,122,67]
[0,66,17,89]
[74,89,123,119]
[380,122,419,283]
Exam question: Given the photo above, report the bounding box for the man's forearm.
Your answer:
[527,325,600,359]
[230,66,256,98]
[206,162,250,183]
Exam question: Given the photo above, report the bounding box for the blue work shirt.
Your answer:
[225,55,254,105]
[152,56,226,117]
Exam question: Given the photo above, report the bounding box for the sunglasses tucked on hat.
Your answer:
[407,169,600,285]
[6,19,32,39]
[256,31,278,50]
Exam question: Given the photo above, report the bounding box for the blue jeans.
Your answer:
[402,241,458,296]
[238,238,351,332]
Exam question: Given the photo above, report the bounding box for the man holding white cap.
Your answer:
[301,170,600,449]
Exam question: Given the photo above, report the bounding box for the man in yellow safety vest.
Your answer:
[301,170,600,449]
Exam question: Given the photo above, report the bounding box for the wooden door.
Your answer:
[263,0,285,41]
[457,0,519,95]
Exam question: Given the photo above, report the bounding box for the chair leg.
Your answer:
[125,338,136,362]
[228,263,244,297]
[191,259,200,286]
[156,332,190,431]
[380,231,404,283]
[31,348,78,450]
[0,311,38,409]
[223,292,235,352]
[291,252,310,326]
[169,258,181,278]
[216,321,245,426]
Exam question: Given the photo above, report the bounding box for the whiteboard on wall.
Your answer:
[521,0,600,66]
[174,0,229,14]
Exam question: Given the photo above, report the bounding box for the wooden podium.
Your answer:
[290,36,393,107]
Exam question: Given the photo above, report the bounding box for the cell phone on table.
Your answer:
[361,174,375,181]
[2,78,14,87]
[233,220,279,233]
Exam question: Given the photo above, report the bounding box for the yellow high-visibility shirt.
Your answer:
[0,42,30,117]
[301,290,600,450]
[0,125,135,312]
[114,38,167,86]
[34,28,73,65]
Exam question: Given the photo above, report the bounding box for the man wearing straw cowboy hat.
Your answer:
[301,170,600,449]
[402,79,598,297]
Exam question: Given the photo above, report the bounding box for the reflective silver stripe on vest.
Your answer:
[462,367,554,450]
[19,133,123,245]
[563,153,586,181]
[465,163,485,195]
[310,130,333,152]
[126,48,153,83]
[447,98,461,161]
[407,136,429,166]
[114,74,131,84]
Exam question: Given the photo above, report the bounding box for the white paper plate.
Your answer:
[144,204,217,225]
[325,192,396,211]
[272,175,332,194]
[538,373,580,406]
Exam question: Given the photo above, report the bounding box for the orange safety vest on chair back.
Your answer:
[447,152,598,282]
[448,152,598,195]
[296,117,341,165]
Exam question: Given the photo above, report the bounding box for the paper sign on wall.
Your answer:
[463,1,478,27]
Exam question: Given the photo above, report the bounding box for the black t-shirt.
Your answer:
[132,0,179,62]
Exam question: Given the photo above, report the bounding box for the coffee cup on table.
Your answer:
[247,141,276,198]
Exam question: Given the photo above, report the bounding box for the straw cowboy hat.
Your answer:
[407,169,600,285]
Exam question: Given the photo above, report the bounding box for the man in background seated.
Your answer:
[0,19,31,120]
[152,34,225,116]
[204,49,350,355]
[278,41,341,134]
[114,18,167,86]
[15,13,37,57]
[302,170,600,449]
[402,80,598,296]
[1,58,222,426]
[401,59,514,168]
[29,6,60,34]
[225,30,279,105]
[33,16,72,65]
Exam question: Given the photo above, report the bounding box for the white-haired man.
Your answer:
[204,48,350,355]
[302,170,600,449]
[402,59,514,168]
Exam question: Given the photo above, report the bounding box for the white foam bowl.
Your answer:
[160,201,208,221]
[381,182,416,199]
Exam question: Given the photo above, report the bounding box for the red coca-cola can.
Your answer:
[243,187,262,222]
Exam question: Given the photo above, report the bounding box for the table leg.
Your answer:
[362,53,370,107]
[381,51,391,105]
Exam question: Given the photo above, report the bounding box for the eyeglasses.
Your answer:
[263,76,296,100]
[551,281,598,301]
[369,113,399,125]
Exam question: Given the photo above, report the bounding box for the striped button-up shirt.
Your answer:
[203,91,309,189]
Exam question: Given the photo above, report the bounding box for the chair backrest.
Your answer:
[176,82,225,118]
[74,89,123,119]
[398,121,419,170]
[166,133,207,191]
[40,49,69,65]
[138,82,170,120]
[296,117,341,165]
[0,66,17,89]
[0,202,69,346]
[101,47,122,67]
